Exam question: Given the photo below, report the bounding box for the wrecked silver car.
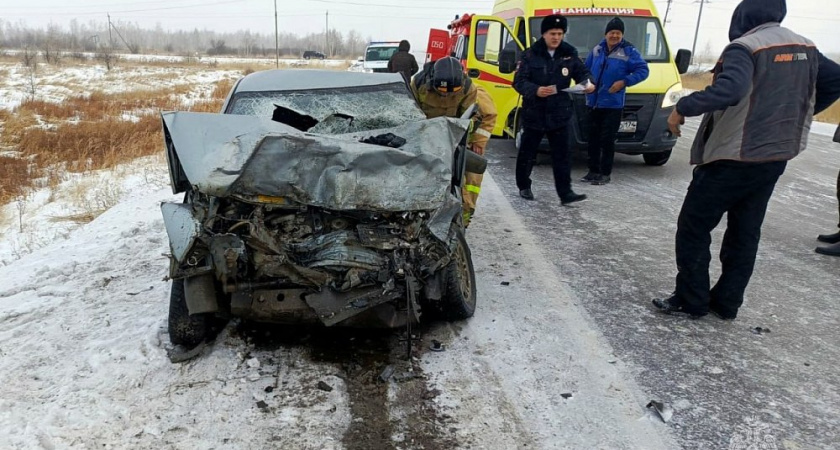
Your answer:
[161,70,479,346]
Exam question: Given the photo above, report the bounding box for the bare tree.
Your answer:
[96,46,118,71]
[21,46,37,70]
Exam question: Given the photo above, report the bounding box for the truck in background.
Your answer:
[426,0,692,166]
[363,42,402,73]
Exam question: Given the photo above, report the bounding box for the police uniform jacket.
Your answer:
[513,38,591,131]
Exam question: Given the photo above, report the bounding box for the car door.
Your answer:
[466,16,523,136]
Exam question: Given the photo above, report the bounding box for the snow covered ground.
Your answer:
[0,160,678,448]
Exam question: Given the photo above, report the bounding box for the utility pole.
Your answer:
[663,0,673,26]
[690,0,706,66]
[107,14,114,47]
[274,0,279,68]
[325,10,329,57]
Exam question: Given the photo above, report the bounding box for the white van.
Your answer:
[363,42,401,73]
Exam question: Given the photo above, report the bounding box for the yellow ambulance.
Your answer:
[458,0,691,165]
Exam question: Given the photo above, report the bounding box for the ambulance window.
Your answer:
[475,20,513,65]
[643,22,666,60]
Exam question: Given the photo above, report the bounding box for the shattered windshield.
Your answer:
[228,82,426,134]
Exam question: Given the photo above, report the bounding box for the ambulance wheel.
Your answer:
[643,149,672,166]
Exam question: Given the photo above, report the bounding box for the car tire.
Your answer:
[168,278,210,347]
[440,226,477,321]
[643,149,672,166]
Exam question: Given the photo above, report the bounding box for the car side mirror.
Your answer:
[499,48,518,74]
[675,49,691,75]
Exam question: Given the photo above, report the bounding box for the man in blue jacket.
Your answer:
[654,0,840,320]
[582,17,649,185]
[513,14,594,205]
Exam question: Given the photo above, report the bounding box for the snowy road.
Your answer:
[481,119,840,449]
[0,118,838,449]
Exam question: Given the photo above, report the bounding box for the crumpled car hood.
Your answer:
[162,111,469,212]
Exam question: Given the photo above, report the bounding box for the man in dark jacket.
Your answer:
[513,14,594,205]
[654,0,840,320]
[387,40,419,82]
[814,56,840,257]
[816,121,840,257]
[582,17,649,185]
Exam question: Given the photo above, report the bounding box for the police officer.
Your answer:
[411,56,497,226]
[513,14,594,205]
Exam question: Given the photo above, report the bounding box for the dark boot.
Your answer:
[519,189,535,200]
[560,191,587,205]
[709,302,737,320]
[652,293,707,319]
[580,171,599,182]
[592,174,611,185]
[815,241,840,257]
[817,231,840,244]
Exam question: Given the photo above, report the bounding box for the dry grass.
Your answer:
[0,76,232,208]
[680,72,840,123]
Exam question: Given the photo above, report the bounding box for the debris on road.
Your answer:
[430,340,446,352]
[560,393,573,399]
[751,327,771,335]
[255,400,269,410]
[500,281,510,286]
[646,400,673,423]
[317,381,333,392]
[379,365,396,383]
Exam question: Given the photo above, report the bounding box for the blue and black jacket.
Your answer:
[584,39,649,109]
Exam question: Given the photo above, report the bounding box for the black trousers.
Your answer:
[674,160,787,315]
[586,108,623,176]
[835,169,840,228]
[516,125,572,198]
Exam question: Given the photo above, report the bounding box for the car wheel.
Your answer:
[643,149,672,166]
[440,226,477,321]
[168,278,210,346]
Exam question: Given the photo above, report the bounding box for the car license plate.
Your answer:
[619,121,637,133]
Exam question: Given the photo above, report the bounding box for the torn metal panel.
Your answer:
[305,286,402,326]
[287,230,387,271]
[160,202,201,263]
[161,111,470,211]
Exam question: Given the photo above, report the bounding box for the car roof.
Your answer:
[234,70,406,93]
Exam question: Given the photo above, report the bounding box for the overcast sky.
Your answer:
[4,0,839,57]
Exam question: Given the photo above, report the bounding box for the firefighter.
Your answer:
[411,56,497,227]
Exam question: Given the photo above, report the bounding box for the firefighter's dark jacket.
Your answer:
[513,39,592,131]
